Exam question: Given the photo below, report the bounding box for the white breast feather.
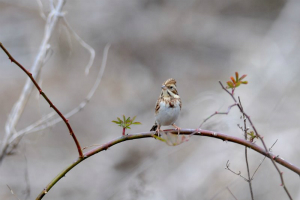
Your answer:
[155,100,180,126]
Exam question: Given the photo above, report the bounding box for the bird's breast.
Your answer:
[155,100,180,126]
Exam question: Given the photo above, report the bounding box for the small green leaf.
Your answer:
[133,122,141,125]
[227,81,234,88]
[132,116,136,122]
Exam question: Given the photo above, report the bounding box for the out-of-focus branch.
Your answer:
[35,129,300,200]
[8,44,110,144]
[0,41,84,158]
[0,0,66,163]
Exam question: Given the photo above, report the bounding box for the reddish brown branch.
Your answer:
[35,129,300,199]
[0,42,83,158]
[219,81,293,200]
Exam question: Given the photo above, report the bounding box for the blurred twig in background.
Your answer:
[0,0,99,162]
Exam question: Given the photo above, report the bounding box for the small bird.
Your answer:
[150,78,182,135]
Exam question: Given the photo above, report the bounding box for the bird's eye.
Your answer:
[169,86,173,89]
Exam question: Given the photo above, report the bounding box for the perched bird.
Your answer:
[150,78,182,135]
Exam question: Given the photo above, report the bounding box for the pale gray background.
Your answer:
[0,0,299,199]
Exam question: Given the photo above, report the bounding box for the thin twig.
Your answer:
[23,155,31,200]
[226,187,238,200]
[35,129,300,199]
[198,103,238,128]
[251,139,278,179]
[0,42,83,158]
[219,81,293,200]
[7,185,21,200]
[225,160,249,181]
[61,16,95,75]
[36,0,47,20]
[239,97,254,200]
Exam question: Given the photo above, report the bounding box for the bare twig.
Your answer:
[198,103,238,128]
[23,155,31,200]
[219,81,293,200]
[61,17,95,75]
[225,160,249,181]
[251,139,278,180]
[7,185,21,200]
[36,0,47,20]
[35,129,300,199]
[0,42,83,158]
[226,187,238,200]
[239,97,254,200]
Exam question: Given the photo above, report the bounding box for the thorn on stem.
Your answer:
[39,89,42,94]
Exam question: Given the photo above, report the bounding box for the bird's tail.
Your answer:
[150,122,157,131]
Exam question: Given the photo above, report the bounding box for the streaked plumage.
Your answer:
[150,78,182,134]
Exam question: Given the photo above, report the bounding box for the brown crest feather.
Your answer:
[164,78,176,86]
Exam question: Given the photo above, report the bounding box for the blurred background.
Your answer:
[0,0,299,199]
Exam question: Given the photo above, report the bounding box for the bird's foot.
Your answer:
[172,124,181,135]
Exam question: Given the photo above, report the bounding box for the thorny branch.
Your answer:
[0,42,83,158]
[219,81,293,200]
[0,0,66,163]
[35,129,300,199]
[7,44,110,144]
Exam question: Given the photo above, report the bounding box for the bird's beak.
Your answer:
[161,85,167,90]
